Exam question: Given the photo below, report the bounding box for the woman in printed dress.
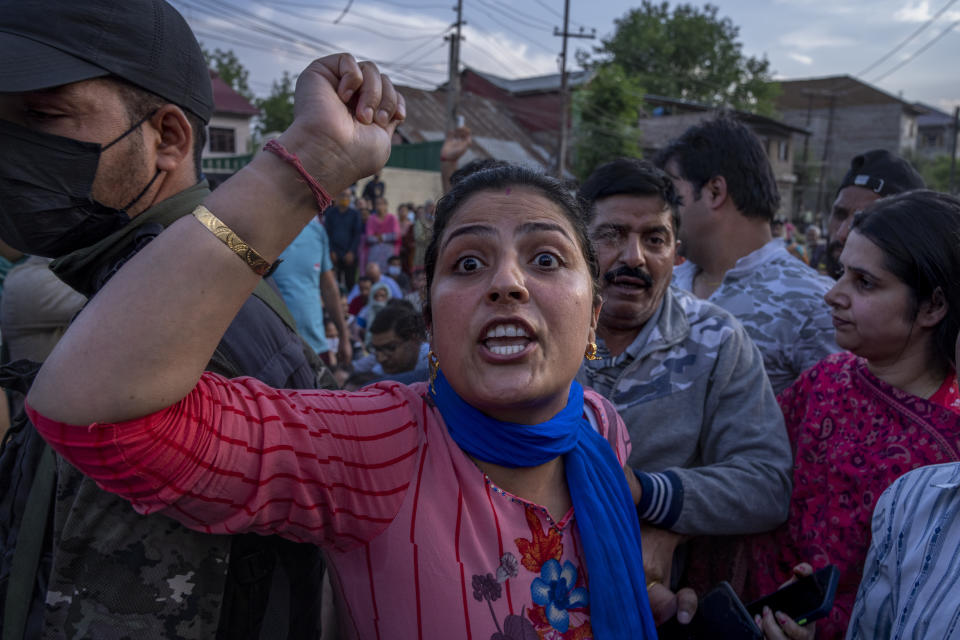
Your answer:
[26,55,676,639]
[751,190,960,640]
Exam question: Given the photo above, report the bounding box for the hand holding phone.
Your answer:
[745,565,839,626]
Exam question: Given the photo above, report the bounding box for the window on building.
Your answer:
[209,127,236,154]
[777,139,790,162]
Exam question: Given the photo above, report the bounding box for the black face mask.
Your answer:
[0,115,160,258]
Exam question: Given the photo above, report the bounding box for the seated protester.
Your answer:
[368,299,430,384]
[346,261,402,304]
[404,267,427,312]
[357,282,391,341]
[386,254,411,293]
[576,158,791,613]
[746,191,960,639]
[348,274,373,316]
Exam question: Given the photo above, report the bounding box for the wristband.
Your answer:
[264,139,334,214]
[192,205,275,277]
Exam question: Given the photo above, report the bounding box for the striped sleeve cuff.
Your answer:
[633,469,684,529]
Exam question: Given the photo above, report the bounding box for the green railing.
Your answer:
[201,141,443,175]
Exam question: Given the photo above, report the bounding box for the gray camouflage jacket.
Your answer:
[673,240,840,395]
[577,287,792,536]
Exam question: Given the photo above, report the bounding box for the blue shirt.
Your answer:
[847,462,960,639]
[271,219,333,354]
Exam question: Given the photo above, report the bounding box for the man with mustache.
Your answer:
[577,158,792,624]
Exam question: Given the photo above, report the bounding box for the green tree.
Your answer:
[907,153,958,193]
[202,46,254,101]
[256,71,296,135]
[579,1,779,115]
[572,64,645,181]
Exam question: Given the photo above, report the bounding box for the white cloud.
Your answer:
[788,52,814,64]
[895,0,931,21]
[780,29,858,50]
[894,0,960,22]
[937,97,960,111]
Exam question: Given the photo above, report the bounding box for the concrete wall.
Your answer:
[781,102,910,214]
[357,167,443,208]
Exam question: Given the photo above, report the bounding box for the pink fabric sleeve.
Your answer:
[584,388,631,465]
[27,373,424,551]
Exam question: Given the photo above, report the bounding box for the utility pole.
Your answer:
[445,0,464,134]
[950,105,959,194]
[553,0,593,179]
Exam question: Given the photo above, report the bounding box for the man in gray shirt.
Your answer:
[577,158,792,619]
[657,116,839,394]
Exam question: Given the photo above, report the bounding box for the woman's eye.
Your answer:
[533,252,561,268]
[454,256,483,272]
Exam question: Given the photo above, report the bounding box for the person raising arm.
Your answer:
[28,54,402,424]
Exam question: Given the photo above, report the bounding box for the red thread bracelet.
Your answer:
[263,139,334,214]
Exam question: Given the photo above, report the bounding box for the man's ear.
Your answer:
[703,175,728,211]
[149,105,193,175]
[917,287,948,329]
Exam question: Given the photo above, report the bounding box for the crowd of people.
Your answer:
[1,2,960,640]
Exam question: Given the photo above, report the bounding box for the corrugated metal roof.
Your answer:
[466,67,593,95]
[395,84,554,171]
[776,75,922,114]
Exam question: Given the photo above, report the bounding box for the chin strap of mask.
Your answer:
[120,168,162,213]
[103,109,163,214]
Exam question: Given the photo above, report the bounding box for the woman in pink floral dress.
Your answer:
[25,54,663,639]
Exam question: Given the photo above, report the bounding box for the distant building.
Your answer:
[775,75,923,214]
[634,95,808,218]
[914,103,959,160]
[202,71,259,188]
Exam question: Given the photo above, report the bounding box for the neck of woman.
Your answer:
[866,344,948,400]
[473,455,571,521]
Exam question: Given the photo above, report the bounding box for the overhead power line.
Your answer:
[869,18,960,83]
[855,0,959,77]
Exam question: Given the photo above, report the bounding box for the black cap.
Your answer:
[0,0,214,123]
[838,149,925,197]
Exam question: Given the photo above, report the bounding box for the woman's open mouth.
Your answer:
[481,322,533,357]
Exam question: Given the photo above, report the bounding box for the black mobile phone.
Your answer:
[744,565,840,626]
[657,581,762,640]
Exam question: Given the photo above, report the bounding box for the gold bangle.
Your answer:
[192,205,274,276]
[647,580,660,590]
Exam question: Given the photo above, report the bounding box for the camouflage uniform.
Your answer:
[578,287,792,535]
[673,239,840,395]
[0,183,327,639]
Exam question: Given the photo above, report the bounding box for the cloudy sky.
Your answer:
[171,0,960,113]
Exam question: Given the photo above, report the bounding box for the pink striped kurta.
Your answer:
[29,373,631,640]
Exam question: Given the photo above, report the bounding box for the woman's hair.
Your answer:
[852,189,960,367]
[422,164,600,327]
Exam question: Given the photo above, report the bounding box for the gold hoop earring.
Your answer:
[584,342,600,361]
[428,350,440,393]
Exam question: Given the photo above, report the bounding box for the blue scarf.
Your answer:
[431,370,657,639]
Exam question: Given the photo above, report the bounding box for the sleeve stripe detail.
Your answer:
[634,469,684,529]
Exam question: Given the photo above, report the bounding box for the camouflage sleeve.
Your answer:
[790,295,841,381]
[666,322,793,536]
[27,373,423,551]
